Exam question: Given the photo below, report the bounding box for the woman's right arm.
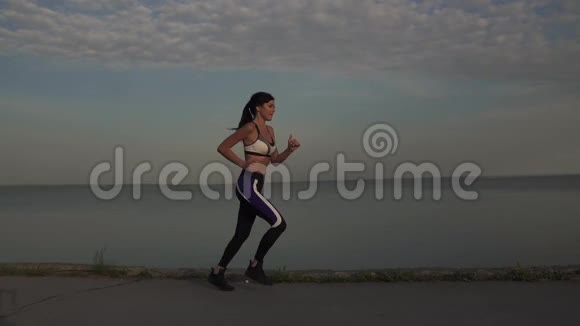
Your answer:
[217,123,253,169]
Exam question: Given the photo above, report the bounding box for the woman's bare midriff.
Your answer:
[245,155,270,175]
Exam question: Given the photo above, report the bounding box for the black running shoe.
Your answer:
[244,260,273,285]
[208,267,235,291]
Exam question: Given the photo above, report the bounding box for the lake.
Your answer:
[1,175,579,270]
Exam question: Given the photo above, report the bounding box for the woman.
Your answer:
[208,91,301,291]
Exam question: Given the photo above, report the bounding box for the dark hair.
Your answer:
[229,92,275,130]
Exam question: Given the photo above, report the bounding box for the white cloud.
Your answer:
[0,0,579,79]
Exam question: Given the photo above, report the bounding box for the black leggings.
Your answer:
[218,170,287,267]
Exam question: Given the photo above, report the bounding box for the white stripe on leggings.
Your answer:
[252,179,282,228]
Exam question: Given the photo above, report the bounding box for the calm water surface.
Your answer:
[1,176,579,270]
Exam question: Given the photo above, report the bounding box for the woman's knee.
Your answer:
[275,218,287,232]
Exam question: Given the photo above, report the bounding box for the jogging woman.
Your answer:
[208,92,301,291]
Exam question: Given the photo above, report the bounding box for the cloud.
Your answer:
[0,0,579,80]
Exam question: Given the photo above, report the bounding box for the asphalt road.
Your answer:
[1,277,579,325]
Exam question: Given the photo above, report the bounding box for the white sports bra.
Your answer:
[244,121,276,157]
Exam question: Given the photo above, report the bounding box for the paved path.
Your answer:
[1,277,579,325]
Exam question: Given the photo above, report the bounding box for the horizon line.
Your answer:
[1,173,579,187]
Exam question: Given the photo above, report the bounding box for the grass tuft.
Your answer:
[1,260,579,282]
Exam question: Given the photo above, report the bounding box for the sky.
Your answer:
[0,0,579,185]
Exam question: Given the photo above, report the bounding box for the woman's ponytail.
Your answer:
[229,92,275,130]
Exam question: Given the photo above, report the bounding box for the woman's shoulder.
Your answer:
[240,121,257,131]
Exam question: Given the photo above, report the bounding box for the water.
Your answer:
[1,176,579,270]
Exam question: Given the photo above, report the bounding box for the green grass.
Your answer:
[91,246,121,276]
[0,264,51,277]
[268,265,578,283]
[1,259,578,282]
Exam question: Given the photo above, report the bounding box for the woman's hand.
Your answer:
[288,134,301,152]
